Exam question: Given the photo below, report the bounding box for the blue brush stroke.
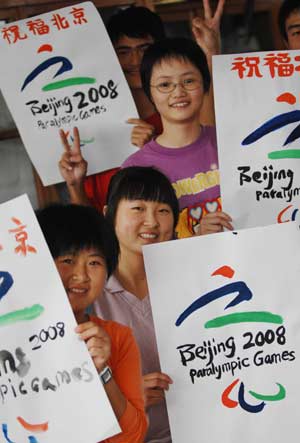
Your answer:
[2,424,15,443]
[21,57,73,91]
[242,110,300,145]
[238,382,265,413]
[284,122,300,145]
[28,437,38,443]
[175,281,253,326]
[0,272,14,301]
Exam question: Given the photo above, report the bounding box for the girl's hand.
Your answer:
[76,321,111,373]
[58,127,87,186]
[143,372,173,408]
[196,211,233,235]
[127,118,155,148]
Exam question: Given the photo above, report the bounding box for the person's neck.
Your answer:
[131,88,156,120]
[75,311,88,324]
[115,249,148,300]
[156,119,202,148]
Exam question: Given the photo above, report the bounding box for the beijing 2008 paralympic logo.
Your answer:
[175,265,288,413]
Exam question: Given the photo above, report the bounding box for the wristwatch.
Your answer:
[99,366,112,385]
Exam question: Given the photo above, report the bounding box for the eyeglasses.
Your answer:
[115,44,151,60]
[150,78,202,94]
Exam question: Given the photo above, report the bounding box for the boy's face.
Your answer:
[285,9,300,49]
[114,34,154,89]
[55,248,107,321]
[150,57,204,125]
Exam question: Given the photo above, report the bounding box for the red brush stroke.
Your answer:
[276,92,296,105]
[277,205,293,223]
[211,265,235,279]
[38,44,53,54]
[17,416,48,433]
[222,379,240,408]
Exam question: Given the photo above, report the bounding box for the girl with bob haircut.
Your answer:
[93,166,179,443]
[36,204,148,443]
[122,37,234,239]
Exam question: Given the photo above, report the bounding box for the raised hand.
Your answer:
[58,126,87,186]
[127,118,155,148]
[196,210,233,235]
[143,372,173,408]
[76,321,111,373]
[192,0,225,57]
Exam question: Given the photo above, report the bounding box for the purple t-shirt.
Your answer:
[122,126,221,238]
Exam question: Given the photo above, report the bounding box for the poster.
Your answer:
[143,222,300,443]
[0,194,120,442]
[0,2,138,186]
[213,50,300,229]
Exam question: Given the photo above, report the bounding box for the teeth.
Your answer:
[69,288,86,293]
[140,233,157,239]
[171,102,188,108]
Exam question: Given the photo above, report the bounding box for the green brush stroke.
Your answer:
[42,77,96,91]
[0,304,44,326]
[249,383,286,401]
[81,138,95,144]
[268,150,300,159]
[204,311,283,329]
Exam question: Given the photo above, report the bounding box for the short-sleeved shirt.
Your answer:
[122,125,221,238]
[94,276,172,443]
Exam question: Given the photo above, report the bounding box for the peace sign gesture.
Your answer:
[192,0,225,58]
[58,127,88,187]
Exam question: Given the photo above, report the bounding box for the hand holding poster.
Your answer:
[0,195,120,442]
[213,50,300,229]
[0,2,138,185]
[143,223,300,443]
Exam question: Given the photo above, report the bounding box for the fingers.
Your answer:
[76,322,111,372]
[145,389,166,407]
[202,0,212,20]
[214,0,225,22]
[143,372,173,391]
[198,211,234,235]
[59,128,71,153]
[129,120,155,147]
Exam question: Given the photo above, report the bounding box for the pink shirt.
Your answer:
[94,275,171,443]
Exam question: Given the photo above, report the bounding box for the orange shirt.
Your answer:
[84,113,163,212]
[91,316,147,443]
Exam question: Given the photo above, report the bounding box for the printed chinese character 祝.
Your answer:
[1,25,28,44]
[231,56,263,79]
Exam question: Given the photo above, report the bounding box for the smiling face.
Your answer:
[285,9,300,49]
[150,57,204,126]
[114,35,154,89]
[55,248,107,322]
[114,199,174,256]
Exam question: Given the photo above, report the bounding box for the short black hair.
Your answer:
[36,204,119,278]
[278,0,300,41]
[106,166,179,229]
[107,6,165,45]
[140,37,211,103]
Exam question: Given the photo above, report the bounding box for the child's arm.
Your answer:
[76,320,148,443]
[75,321,127,419]
[192,0,225,126]
[58,127,90,205]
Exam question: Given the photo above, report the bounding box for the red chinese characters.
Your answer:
[1,6,88,45]
[231,53,300,79]
[9,217,37,256]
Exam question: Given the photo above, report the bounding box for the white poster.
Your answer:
[143,223,300,443]
[0,2,138,186]
[213,50,300,229]
[0,194,120,442]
